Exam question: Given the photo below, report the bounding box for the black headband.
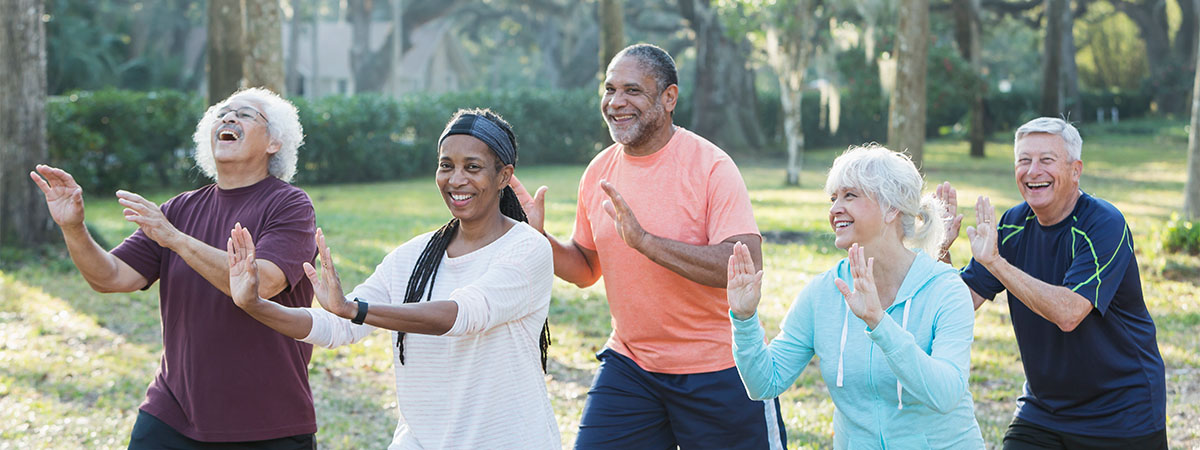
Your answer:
[437,113,516,166]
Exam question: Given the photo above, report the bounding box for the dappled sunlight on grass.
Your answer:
[0,272,158,448]
[4,120,1199,448]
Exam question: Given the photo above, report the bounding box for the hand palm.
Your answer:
[229,254,259,308]
[727,270,761,312]
[46,184,84,226]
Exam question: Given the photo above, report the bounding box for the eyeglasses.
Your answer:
[216,106,269,124]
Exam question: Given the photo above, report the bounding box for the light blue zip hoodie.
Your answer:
[732,251,985,449]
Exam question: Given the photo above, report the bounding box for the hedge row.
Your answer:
[46,83,1154,193]
[47,88,610,192]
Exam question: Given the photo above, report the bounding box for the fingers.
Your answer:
[29,170,53,195]
[599,180,627,212]
[602,200,617,221]
[834,278,852,298]
[302,262,321,289]
[36,165,76,187]
[315,228,336,282]
[533,186,548,208]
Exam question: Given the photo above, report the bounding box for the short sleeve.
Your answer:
[705,156,760,244]
[252,190,318,293]
[1063,215,1133,315]
[571,170,597,251]
[111,196,179,289]
[960,259,1004,301]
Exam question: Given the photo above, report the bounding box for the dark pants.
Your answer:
[574,349,787,450]
[128,410,316,450]
[1003,417,1168,450]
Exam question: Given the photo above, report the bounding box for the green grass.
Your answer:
[2,118,1198,448]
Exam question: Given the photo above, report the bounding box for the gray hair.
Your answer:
[1014,117,1082,162]
[824,144,946,256]
[609,43,679,96]
[192,87,304,183]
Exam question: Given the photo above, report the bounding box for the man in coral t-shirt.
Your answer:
[516,43,786,449]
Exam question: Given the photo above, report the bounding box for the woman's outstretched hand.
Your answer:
[727,241,764,320]
[227,223,261,310]
[834,243,885,329]
[302,228,356,319]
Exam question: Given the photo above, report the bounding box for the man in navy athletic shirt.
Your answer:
[939,117,1166,449]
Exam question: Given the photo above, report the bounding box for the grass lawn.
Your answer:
[1,118,1198,448]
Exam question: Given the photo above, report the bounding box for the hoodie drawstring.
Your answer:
[897,298,911,410]
[836,304,849,387]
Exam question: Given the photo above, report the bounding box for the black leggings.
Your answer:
[128,411,315,450]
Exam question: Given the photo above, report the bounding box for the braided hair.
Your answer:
[397,108,552,372]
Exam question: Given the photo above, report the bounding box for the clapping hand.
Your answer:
[227,223,261,309]
[600,180,648,251]
[834,243,884,328]
[965,196,1000,267]
[934,181,965,259]
[301,229,355,319]
[509,175,548,234]
[726,241,763,320]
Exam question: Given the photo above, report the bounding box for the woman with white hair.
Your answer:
[726,144,984,449]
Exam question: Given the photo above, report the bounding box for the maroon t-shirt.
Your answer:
[112,176,318,442]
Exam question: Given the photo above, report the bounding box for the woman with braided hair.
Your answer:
[225,108,559,449]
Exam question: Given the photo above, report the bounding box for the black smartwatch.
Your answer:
[351,299,369,325]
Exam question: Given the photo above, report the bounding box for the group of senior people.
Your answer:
[31,42,1166,450]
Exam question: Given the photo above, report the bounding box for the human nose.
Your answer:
[448,168,469,186]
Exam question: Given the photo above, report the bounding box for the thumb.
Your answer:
[303,262,320,286]
[834,278,852,297]
[602,200,617,221]
[966,226,977,240]
[952,214,964,229]
[534,186,548,209]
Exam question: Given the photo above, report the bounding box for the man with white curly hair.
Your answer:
[30,87,319,449]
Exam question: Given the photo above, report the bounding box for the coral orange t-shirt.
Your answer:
[573,127,760,374]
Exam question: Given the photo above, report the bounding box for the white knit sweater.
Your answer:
[301,222,559,449]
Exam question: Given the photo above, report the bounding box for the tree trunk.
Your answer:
[678,0,765,151]
[310,0,320,97]
[1041,0,1064,117]
[599,0,624,71]
[286,1,303,95]
[954,0,986,158]
[1061,1,1081,120]
[1185,19,1200,219]
[888,0,929,170]
[1114,0,1177,114]
[244,0,286,94]
[0,0,54,249]
[207,0,245,105]
[765,0,818,186]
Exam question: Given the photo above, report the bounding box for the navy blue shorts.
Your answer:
[574,349,786,449]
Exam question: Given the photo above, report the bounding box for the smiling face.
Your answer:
[1014,132,1082,224]
[829,186,893,250]
[601,56,676,155]
[436,135,511,224]
[210,96,277,170]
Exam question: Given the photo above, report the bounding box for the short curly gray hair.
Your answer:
[824,144,946,256]
[192,87,304,182]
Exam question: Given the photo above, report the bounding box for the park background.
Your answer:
[1,0,1199,448]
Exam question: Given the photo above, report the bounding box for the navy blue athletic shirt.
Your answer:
[961,191,1165,437]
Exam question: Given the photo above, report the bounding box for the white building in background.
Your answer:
[283,18,470,97]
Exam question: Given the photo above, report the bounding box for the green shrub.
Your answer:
[47,88,610,190]
[47,89,205,193]
[1163,212,1200,255]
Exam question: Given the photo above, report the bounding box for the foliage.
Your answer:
[46,88,609,191]
[1164,213,1200,255]
[1074,2,1149,92]
[47,89,206,193]
[45,0,204,94]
